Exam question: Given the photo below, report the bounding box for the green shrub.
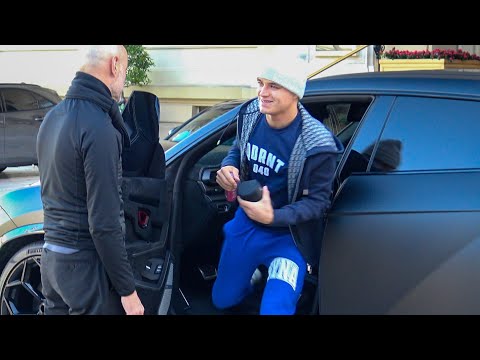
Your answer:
[124,45,155,86]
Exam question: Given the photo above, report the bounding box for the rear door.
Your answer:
[121,91,173,315]
[1,88,43,165]
[321,96,480,314]
[0,96,4,166]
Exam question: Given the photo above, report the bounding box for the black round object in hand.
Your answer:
[237,180,263,202]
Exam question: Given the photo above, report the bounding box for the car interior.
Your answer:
[121,92,373,315]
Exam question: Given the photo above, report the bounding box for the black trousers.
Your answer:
[41,247,125,315]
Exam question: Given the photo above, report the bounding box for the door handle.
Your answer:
[34,117,44,122]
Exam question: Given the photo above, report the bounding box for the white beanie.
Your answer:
[258,57,308,99]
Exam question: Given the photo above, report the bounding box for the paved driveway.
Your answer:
[0,166,39,197]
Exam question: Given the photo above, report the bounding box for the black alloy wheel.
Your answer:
[0,242,44,315]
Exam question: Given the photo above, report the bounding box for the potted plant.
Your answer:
[379,48,480,72]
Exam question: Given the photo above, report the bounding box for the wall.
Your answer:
[138,45,374,123]
[0,46,82,95]
[3,45,474,125]
[0,45,373,124]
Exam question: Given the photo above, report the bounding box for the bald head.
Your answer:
[79,45,128,102]
[81,45,125,67]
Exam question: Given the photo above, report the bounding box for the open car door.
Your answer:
[121,91,173,315]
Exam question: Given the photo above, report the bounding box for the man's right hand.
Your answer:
[121,290,144,315]
[216,166,240,191]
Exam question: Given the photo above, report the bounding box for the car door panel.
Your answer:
[321,171,480,314]
[2,89,41,165]
[123,177,169,247]
[0,113,4,166]
[121,91,172,314]
[0,95,6,166]
[4,111,40,164]
[181,144,236,253]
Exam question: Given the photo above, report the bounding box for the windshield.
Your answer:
[166,100,244,142]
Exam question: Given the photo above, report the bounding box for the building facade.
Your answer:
[0,45,477,125]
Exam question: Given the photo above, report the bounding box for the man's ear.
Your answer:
[112,56,119,74]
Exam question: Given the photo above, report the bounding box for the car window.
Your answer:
[302,98,372,144]
[205,98,375,178]
[1,89,38,112]
[375,96,480,172]
[337,96,396,184]
[30,92,55,109]
[166,101,243,142]
[205,97,374,174]
[321,103,351,134]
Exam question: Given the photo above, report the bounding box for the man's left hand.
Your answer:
[238,186,274,224]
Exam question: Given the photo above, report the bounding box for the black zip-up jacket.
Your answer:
[36,72,135,296]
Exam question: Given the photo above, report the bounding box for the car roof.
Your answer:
[0,83,47,88]
[0,83,62,101]
[306,70,480,100]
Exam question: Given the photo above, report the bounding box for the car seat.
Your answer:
[122,90,164,179]
[120,91,171,314]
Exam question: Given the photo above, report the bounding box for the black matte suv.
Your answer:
[0,83,62,172]
[1,71,480,315]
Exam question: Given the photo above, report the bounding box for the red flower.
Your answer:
[382,48,480,61]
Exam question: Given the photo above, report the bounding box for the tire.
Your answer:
[0,167,6,173]
[0,241,44,315]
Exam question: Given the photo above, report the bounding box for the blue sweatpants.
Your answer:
[212,207,307,315]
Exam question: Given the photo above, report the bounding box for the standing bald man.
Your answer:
[37,45,144,315]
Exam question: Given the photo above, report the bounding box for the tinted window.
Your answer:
[336,96,396,183]
[375,97,480,171]
[30,92,55,109]
[307,103,348,134]
[303,98,370,141]
[2,89,38,112]
[167,101,242,142]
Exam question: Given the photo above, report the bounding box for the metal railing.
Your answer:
[308,45,370,79]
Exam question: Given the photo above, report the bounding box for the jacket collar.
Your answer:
[65,72,130,148]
